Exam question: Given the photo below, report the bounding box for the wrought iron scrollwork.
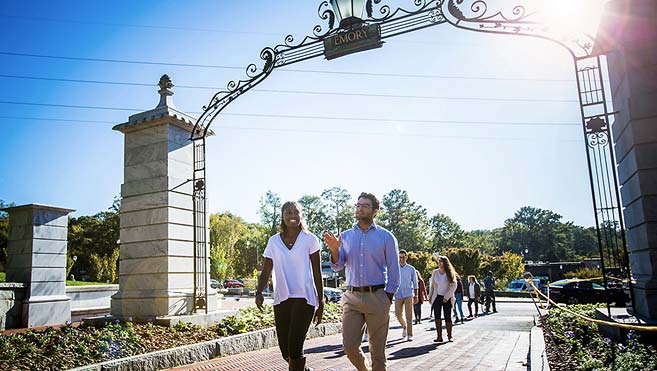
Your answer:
[587,132,609,148]
[192,0,451,140]
[188,0,634,315]
[442,0,595,59]
[367,0,436,22]
[191,48,276,140]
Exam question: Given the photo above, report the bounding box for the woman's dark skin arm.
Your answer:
[255,258,273,311]
[310,251,324,325]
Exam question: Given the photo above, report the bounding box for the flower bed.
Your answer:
[541,304,656,371]
[0,303,341,371]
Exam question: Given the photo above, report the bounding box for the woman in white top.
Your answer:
[427,255,457,342]
[255,201,323,371]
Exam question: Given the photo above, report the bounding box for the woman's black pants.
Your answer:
[467,297,479,316]
[431,295,453,323]
[413,302,422,320]
[273,298,315,361]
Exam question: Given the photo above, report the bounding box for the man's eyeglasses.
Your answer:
[355,203,373,209]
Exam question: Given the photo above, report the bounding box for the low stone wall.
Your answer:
[67,285,118,311]
[68,322,342,371]
[0,282,26,330]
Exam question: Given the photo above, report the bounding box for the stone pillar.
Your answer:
[3,204,74,327]
[596,0,657,321]
[111,75,215,320]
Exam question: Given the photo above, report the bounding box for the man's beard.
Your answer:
[358,215,374,224]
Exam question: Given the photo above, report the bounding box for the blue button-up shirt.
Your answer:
[331,222,400,294]
[394,264,418,299]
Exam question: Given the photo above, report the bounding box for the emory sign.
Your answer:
[324,24,383,60]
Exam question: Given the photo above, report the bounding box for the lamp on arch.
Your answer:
[330,0,368,28]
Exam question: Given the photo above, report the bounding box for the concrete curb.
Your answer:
[530,325,551,371]
[67,323,342,371]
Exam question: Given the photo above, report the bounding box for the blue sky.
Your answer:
[0,1,610,230]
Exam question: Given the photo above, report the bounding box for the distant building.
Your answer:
[524,261,585,282]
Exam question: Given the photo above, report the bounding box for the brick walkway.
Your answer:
[167,301,534,371]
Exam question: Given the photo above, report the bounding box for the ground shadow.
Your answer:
[305,344,345,359]
[387,343,439,359]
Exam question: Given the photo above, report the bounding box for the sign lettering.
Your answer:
[324,24,383,60]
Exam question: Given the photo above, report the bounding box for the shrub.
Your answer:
[564,267,602,280]
[0,303,342,371]
[542,304,657,371]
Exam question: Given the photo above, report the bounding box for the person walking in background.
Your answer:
[414,270,427,325]
[255,201,323,371]
[483,271,497,313]
[324,192,400,371]
[394,250,418,341]
[428,255,457,342]
[452,273,465,324]
[466,275,481,318]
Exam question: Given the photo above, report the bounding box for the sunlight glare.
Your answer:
[539,0,607,37]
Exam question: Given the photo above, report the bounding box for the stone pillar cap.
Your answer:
[112,74,213,136]
[1,204,75,214]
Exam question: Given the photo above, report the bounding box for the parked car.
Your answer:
[323,287,342,303]
[210,279,223,289]
[549,279,629,306]
[507,279,542,293]
[224,279,245,288]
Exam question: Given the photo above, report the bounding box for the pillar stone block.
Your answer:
[3,204,74,328]
[597,0,657,322]
[111,75,215,320]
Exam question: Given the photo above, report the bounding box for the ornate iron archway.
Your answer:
[190,0,633,315]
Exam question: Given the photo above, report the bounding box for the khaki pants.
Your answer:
[394,296,414,337]
[342,289,392,371]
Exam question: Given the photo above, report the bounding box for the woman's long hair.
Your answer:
[279,201,308,235]
[415,269,424,283]
[438,255,457,283]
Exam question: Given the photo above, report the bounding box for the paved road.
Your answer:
[167,299,540,371]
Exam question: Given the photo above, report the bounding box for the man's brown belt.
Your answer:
[347,284,386,292]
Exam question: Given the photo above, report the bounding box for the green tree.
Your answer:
[321,187,353,234]
[67,198,120,282]
[230,223,269,279]
[379,189,429,252]
[406,251,437,282]
[464,229,500,255]
[258,191,281,238]
[569,225,599,258]
[478,251,524,289]
[444,247,481,279]
[429,213,465,253]
[209,212,248,280]
[497,251,525,284]
[564,267,602,280]
[498,206,574,262]
[0,200,15,269]
[298,195,332,237]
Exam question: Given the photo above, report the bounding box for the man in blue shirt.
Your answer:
[324,192,400,371]
[483,271,497,313]
[394,250,418,341]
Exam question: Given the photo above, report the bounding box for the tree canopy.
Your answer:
[0,189,602,286]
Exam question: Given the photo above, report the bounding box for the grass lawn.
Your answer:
[66,280,111,286]
[0,272,107,286]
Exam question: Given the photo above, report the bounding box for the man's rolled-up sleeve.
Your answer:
[330,244,346,271]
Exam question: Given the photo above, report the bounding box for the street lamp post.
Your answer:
[72,255,78,281]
